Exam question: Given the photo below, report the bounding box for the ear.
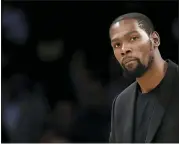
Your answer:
[150,31,160,48]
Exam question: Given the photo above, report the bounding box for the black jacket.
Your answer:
[109,60,179,143]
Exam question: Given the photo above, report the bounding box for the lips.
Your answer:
[123,58,136,65]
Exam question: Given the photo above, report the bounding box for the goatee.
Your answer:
[122,57,153,79]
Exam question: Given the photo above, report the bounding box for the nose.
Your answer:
[121,45,132,56]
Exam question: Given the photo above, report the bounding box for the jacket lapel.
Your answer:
[123,82,137,142]
[145,60,177,143]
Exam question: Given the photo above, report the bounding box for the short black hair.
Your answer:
[110,12,154,36]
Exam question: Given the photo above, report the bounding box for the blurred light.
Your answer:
[172,18,179,41]
[2,6,28,45]
[37,39,64,62]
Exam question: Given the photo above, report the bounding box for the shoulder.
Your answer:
[167,60,179,84]
[168,59,178,73]
[176,62,179,73]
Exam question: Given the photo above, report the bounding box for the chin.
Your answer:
[123,65,147,79]
[124,64,138,72]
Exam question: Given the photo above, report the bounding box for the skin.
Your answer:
[109,18,167,93]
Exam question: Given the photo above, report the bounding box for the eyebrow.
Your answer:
[111,30,138,43]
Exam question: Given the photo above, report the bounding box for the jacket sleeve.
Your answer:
[109,96,117,143]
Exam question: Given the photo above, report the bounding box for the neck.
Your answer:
[136,57,167,93]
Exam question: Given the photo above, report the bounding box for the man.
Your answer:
[109,12,179,143]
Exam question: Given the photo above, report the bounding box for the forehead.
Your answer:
[110,19,142,41]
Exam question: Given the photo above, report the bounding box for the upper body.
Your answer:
[109,12,179,143]
[109,59,179,143]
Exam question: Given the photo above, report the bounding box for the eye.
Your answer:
[113,43,121,48]
[130,36,139,41]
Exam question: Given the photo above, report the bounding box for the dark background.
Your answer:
[2,1,178,143]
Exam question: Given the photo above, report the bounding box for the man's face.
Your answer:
[110,19,158,78]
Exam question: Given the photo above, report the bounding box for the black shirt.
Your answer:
[134,85,161,143]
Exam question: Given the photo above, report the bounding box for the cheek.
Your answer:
[113,49,121,60]
[137,43,152,64]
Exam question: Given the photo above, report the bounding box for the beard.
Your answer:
[121,56,153,79]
